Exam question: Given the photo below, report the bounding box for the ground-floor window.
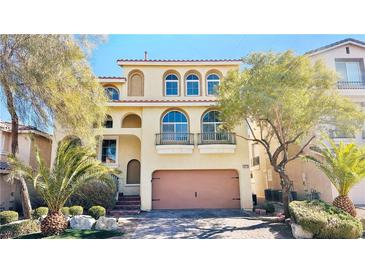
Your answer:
[101,139,117,164]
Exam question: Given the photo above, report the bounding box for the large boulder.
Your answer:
[70,215,96,230]
[95,216,118,231]
[290,223,313,239]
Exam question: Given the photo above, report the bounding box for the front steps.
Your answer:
[109,194,141,217]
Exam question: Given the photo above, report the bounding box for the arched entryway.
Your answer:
[127,159,141,185]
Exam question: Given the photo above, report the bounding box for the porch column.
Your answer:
[239,166,253,211]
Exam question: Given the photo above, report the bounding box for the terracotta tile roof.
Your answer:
[117,58,242,63]
[112,99,217,103]
[305,38,365,55]
[98,76,126,80]
[0,161,10,170]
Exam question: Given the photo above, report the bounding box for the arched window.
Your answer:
[207,74,220,95]
[161,110,189,142]
[128,70,144,96]
[61,135,82,146]
[104,87,119,101]
[104,115,113,128]
[186,74,200,96]
[202,110,222,133]
[165,74,179,96]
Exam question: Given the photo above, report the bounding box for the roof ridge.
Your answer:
[305,38,365,55]
[116,58,242,62]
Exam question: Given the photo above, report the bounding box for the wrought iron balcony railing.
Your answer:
[197,132,236,145]
[155,133,194,145]
[337,81,365,89]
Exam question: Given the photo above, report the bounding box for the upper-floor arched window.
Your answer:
[105,87,119,101]
[202,110,222,133]
[165,74,179,96]
[206,74,220,95]
[162,110,188,134]
[186,74,200,96]
[128,70,144,96]
[104,115,113,128]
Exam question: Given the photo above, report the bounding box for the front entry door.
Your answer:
[127,159,141,184]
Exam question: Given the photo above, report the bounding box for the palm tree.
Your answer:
[304,137,365,216]
[9,139,117,236]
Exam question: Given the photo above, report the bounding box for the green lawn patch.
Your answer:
[16,229,123,239]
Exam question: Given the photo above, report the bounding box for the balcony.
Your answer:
[197,132,236,145]
[337,81,365,89]
[155,133,194,154]
[197,132,236,154]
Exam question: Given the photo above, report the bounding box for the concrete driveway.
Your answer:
[116,209,293,239]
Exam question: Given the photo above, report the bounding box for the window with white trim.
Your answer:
[186,74,200,96]
[206,74,220,95]
[104,87,119,101]
[165,74,179,96]
[335,60,362,82]
[161,111,188,141]
[101,139,117,164]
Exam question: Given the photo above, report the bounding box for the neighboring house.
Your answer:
[251,38,365,205]
[0,122,52,210]
[51,58,253,213]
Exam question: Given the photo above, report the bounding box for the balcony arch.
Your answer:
[122,113,142,128]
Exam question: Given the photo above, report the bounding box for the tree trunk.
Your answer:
[279,170,292,218]
[19,177,32,219]
[3,80,32,218]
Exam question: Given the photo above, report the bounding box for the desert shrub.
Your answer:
[68,180,117,210]
[88,206,106,219]
[0,211,19,225]
[69,206,83,216]
[289,200,363,239]
[32,207,49,219]
[61,207,70,216]
[0,219,40,239]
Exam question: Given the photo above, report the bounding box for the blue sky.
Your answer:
[2,34,365,123]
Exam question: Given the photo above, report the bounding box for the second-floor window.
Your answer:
[335,59,364,89]
[206,74,220,95]
[186,74,200,96]
[104,115,113,128]
[161,110,188,141]
[105,87,119,101]
[165,74,179,96]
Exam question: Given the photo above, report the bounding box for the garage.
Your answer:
[152,169,240,209]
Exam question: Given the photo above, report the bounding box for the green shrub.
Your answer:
[69,206,83,216]
[88,206,106,219]
[61,207,70,216]
[68,180,117,210]
[32,207,49,219]
[289,200,363,239]
[0,219,40,239]
[0,211,19,225]
[263,202,275,213]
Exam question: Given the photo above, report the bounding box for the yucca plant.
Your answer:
[9,139,117,236]
[303,137,365,216]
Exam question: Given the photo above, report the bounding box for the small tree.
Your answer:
[218,51,365,217]
[0,35,108,218]
[304,137,365,217]
[9,140,117,236]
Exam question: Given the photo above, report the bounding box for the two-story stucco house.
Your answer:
[251,38,365,205]
[0,122,52,211]
[51,58,253,214]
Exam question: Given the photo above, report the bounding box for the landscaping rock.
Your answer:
[95,216,118,231]
[290,223,313,239]
[70,215,96,230]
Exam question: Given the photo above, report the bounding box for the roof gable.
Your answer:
[305,38,365,56]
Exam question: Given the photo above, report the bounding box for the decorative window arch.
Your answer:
[202,110,222,133]
[104,86,119,101]
[104,115,113,128]
[164,74,179,96]
[161,110,189,142]
[185,73,200,96]
[206,73,220,95]
[128,70,144,96]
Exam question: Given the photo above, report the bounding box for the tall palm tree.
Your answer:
[9,139,117,236]
[304,137,365,217]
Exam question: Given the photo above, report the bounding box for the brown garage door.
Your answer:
[152,170,240,209]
